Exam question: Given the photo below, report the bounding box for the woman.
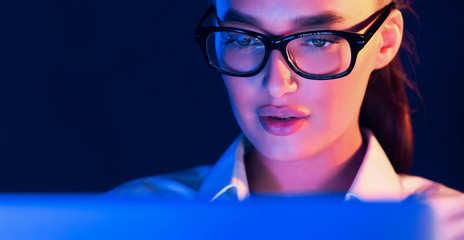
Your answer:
[110,0,463,237]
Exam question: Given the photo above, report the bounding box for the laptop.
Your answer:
[0,194,432,240]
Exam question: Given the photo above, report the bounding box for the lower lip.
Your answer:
[259,117,307,136]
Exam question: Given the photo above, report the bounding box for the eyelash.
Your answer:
[223,35,261,49]
[303,38,338,48]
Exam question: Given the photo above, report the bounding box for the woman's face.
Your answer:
[217,0,384,161]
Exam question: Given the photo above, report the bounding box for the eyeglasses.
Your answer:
[194,2,396,80]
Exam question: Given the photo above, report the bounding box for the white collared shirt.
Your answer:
[108,130,464,239]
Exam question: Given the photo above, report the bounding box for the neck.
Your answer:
[246,127,366,194]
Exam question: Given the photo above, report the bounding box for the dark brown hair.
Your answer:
[359,0,419,173]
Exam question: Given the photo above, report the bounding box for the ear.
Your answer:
[374,9,404,69]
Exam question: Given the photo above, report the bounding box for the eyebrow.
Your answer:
[221,9,260,26]
[220,9,346,28]
[294,13,345,27]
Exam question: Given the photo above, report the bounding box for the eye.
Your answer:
[235,35,252,46]
[305,38,336,48]
[223,33,262,48]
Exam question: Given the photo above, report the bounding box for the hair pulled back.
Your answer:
[360,0,419,173]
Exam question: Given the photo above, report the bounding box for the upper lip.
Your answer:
[257,105,311,118]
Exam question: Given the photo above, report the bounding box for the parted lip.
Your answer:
[256,105,311,118]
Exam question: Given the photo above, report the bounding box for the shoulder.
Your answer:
[399,174,464,240]
[106,165,213,200]
[398,174,464,198]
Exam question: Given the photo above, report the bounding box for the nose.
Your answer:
[262,51,298,98]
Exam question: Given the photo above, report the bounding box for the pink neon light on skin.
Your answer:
[219,0,387,165]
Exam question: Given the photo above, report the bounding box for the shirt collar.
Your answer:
[199,129,403,202]
[197,134,250,202]
[345,129,403,202]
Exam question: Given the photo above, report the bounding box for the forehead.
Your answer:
[215,0,377,34]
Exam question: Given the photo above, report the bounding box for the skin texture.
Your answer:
[215,0,403,193]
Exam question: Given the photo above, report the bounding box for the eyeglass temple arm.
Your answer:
[194,6,216,35]
[361,2,396,44]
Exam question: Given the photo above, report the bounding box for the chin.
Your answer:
[257,143,312,162]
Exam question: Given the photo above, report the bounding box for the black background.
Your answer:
[0,0,462,193]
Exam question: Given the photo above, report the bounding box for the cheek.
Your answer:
[313,74,368,129]
[223,77,261,131]
[317,54,374,122]
[298,76,368,142]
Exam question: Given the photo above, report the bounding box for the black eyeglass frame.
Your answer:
[194,2,396,80]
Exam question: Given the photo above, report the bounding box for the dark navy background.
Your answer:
[0,1,462,192]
